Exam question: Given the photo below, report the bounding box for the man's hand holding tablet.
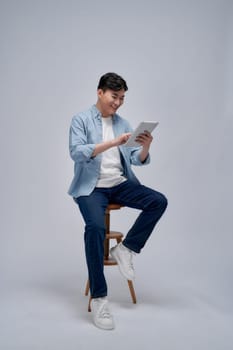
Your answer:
[124,121,159,147]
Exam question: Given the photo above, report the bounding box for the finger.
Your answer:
[136,134,150,141]
[138,132,151,138]
[135,135,153,145]
[143,131,151,137]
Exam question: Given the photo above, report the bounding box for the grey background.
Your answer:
[0,0,232,349]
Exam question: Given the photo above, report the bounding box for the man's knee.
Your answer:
[160,193,168,212]
[151,192,168,212]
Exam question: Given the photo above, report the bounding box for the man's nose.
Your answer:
[114,99,121,106]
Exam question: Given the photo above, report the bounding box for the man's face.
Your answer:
[97,89,125,117]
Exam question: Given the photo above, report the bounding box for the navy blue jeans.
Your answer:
[74,180,167,298]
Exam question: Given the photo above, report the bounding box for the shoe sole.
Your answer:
[94,320,115,330]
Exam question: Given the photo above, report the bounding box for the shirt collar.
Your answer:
[91,104,116,121]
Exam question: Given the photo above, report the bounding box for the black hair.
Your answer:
[97,72,128,92]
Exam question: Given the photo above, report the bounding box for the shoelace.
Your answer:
[97,301,112,319]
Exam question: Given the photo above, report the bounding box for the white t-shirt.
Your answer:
[96,117,126,188]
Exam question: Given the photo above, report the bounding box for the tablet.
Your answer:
[124,121,159,147]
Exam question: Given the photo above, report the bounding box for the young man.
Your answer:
[68,72,167,330]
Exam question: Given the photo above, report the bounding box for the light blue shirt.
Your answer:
[68,105,150,198]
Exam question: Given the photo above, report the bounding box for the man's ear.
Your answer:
[97,89,104,99]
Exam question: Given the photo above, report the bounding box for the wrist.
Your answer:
[142,145,149,152]
[109,139,116,147]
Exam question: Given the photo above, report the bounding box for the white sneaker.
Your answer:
[110,242,135,280]
[91,297,115,330]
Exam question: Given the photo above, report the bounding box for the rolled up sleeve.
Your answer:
[69,116,95,163]
[130,149,150,165]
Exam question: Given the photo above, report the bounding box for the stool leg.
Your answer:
[104,210,110,260]
[85,279,90,296]
[88,296,92,312]
[85,280,92,311]
[127,280,137,304]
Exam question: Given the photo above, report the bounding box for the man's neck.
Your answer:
[95,102,112,118]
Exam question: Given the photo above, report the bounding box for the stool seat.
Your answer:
[85,203,137,311]
[106,203,123,210]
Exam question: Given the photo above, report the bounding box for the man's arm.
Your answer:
[91,133,131,157]
[135,131,153,163]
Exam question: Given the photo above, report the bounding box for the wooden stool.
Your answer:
[85,203,137,311]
